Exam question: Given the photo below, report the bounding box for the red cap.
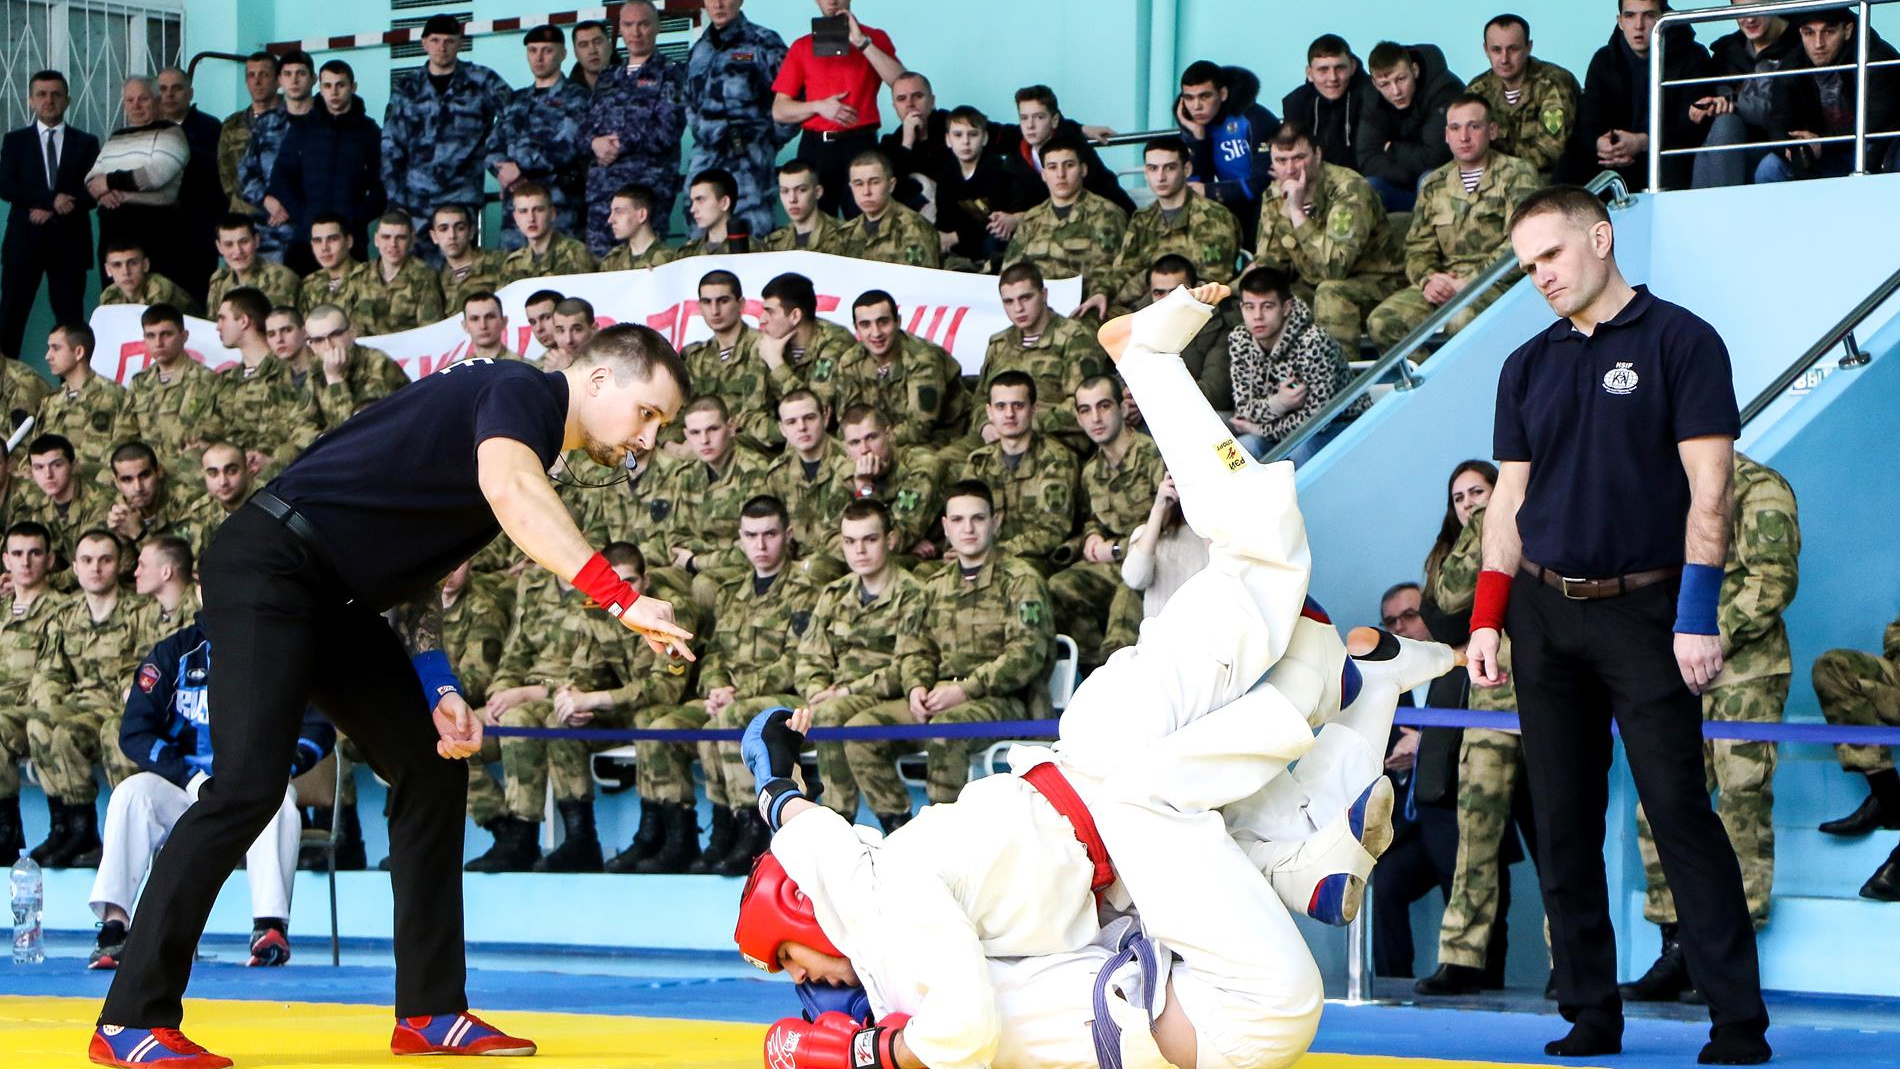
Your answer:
[735,852,841,971]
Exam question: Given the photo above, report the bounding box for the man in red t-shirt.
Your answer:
[770,0,903,217]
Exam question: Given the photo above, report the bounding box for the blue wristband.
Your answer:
[1674,563,1723,636]
[411,650,462,711]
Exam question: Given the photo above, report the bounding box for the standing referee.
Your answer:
[1467,187,1769,1065]
[90,327,694,1069]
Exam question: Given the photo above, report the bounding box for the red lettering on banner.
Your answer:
[942,307,969,352]
[116,342,148,384]
[897,304,972,348]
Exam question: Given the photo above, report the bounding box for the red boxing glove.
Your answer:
[1470,569,1513,634]
[762,1011,909,1069]
[574,551,640,618]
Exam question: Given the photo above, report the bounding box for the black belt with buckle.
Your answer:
[1521,557,1680,601]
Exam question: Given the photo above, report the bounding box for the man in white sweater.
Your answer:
[86,76,189,286]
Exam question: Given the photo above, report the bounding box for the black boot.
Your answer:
[1413,963,1484,996]
[533,800,604,873]
[876,810,912,836]
[635,804,705,874]
[464,816,542,873]
[333,803,367,871]
[50,800,102,867]
[0,796,26,865]
[605,800,667,873]
[298,807,334,871]
[1699,1022,1772,1065]
[1821,770,1900,835]
[27,797,70,864]
[714,808,771,877]
[686,806,736,875]
[1619,923,1689,1001]
[1861,841,1900,901]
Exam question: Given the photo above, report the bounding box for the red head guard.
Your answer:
[735,851,843,971]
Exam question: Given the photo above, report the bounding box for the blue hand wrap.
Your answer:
[1674,563,1723,636]
[412,650,462,711]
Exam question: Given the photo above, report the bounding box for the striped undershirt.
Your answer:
[1504,87,1524,107]
[1460,166,1485,193]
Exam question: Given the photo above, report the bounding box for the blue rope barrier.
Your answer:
[484,710,1900,745]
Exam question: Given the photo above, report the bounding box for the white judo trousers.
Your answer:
[90,772,301,923]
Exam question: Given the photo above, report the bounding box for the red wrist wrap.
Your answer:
[574,551,640,617]
[1470,569,1513,634]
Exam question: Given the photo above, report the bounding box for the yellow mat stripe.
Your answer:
[0,995,1564,1069]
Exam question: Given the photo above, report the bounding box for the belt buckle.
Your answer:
[1560,576,1591,600]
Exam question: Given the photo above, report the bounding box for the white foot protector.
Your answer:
[1247,776,1395,927]
[1125,285,1217,358]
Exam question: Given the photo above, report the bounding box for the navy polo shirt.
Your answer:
[1493,286,1738,578]
[268,358,569,609]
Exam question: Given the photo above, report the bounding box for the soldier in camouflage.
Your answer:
[297,216,381,321]
[958,372,1080,571]
[1466,16,1582,175]
[842,480,1052,821]
[99,241,199,315]
[598,184,682,273]
[211,287,321,475]
[359,214,446,335]
[680,496,819,876]
[949,263,1108,461]
[2,354,51,430]
[299,304,412,431]
[113,537,198,788]
[236,51,317,259]
[1252,125,1405,350]
[429,206,508,313]
[652,397,772,584]
[1625,454,1801,996]
[1812,609,1900,899]
[380,15,510,262]
[679,270,777,449]
[124,305,225,478]
[686,0,795,240]
[1367,96,1540,353]
[17,436,115,567]
[838,151,940,269]
[434,561,509,832]
[1001,136,1129,311]
[0,522,69,861]
[819,290,968,449]
[838,404,947,565]
[217,53,281,214]
[36,325,134,481]
[1049,376,1165,666]
[104,443,205,564]
[763,161,861,256]
[677,169,750,256]
[1084,138,1240,318]
[487,26,592,251]
[25,531,147,865]
[755,271,858,402]
[762,390,855,581]
[581,2,688,253]
[500,182,599,284]
[796,500,928,823]
[207,216,301,312]
[183,442,253,565]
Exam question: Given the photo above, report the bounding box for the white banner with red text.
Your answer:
[85,251,1082,384]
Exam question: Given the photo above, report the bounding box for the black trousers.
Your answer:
[101,504,470,1027]
[1373,800,1458,977]
[0,249,86,361]
[796,126,879,219]
[1508,571,1766,1035]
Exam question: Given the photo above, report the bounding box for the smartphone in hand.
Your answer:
[812,15,850,57]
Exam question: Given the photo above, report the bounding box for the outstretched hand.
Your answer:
[619,595,696,660]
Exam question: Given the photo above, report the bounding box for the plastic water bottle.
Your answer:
[11,856,43,965]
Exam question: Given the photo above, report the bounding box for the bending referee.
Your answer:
[1468,188,1769,1065]
[91,326,694,1068]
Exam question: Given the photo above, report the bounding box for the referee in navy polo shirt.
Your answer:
[92,327,695,1066]
[1467,187,1769,1066]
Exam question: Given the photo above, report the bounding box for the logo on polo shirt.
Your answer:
[1602,362,1640,396]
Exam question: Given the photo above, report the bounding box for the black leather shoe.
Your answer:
[1699,1024,1771,1065]
[1413,963,1484,996]
[1861,846,1900,901]
[1820,794,1900,836]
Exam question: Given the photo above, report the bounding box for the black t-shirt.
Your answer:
[268,359,569,609]
[1493,287,1738,578]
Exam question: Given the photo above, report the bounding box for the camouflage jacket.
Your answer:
[764,212,862,256]
[974,313,1109,447]
[235,103,306,250]
[218,104,272,213]
[574,450,683,565]
[30,593,150,709]
[685,13,795,147]
[442,581,508,706]
[1078,431,1165,545]
[36,373,135,476]
[216,354,321,462]
[762,437,857,561]
[1100,194,1241,308]
[484,79,591,225]
[599,241,682,273]
[126,358,225,474]
[840,202,941,269]
[581,53,689,201]
[501,233,598,284]
[490,571,600,693]
[298,259,381,320]
[1002,190,1128,299]
[1467,58,1582,174]
[308,344,410,430]
[795,568,928,700]
[1253,162,1404,285]
[698,567,820,698]
[0,589,71,703]
[681,327,778,449]
[820,333,969,449]
[1714,453,1800,687]
[359,257,446,335]
[777,319,859,405]
[438,249,509,313]
[381,61,512,215]
[208,259,301,312]
[183,492,243,567]
[960,434,1080,564]
[568,576,699,712]
[12,479,115,561]
[654,444,774,568]
[898,553,1052,699]
[859,446,948,552]
[100,273,200,316]
[2,358,51,421]
[1405,152,1541,283]
[129,590,199,662]
[1427,506,1515,710]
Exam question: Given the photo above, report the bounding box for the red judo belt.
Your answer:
[1021,762,1115,896]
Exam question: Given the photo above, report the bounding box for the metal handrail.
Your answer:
[1649,0,1900,190]
[185,51,250,80]
[1739,264,1900,425]
[1260,170,1633,465]
[1096,128,1177,148]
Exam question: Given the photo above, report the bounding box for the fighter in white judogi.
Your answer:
[734,285,1454,1069]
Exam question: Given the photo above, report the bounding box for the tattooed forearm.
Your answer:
[389,590,446,656]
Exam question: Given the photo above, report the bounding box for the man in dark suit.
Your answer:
[0,70,99,361]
